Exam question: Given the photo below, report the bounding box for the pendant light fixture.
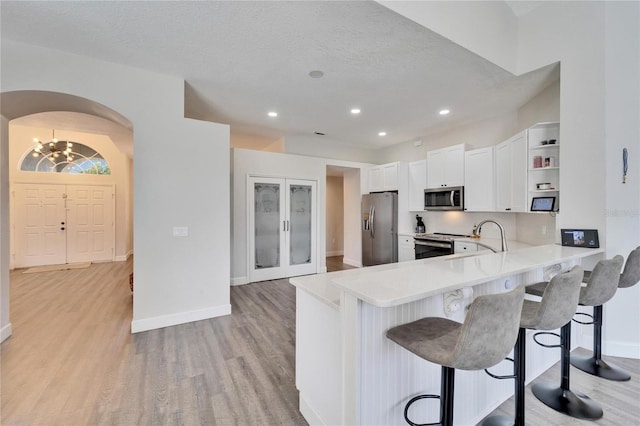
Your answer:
[32,129,74,162]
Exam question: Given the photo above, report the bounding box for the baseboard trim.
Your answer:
[603,340,640,359]
[231,276,249,286]
[114,250,134,262]
[326,250,344,257]
[1,323,12,343]
[131,304,231,333]
[299,394,327,426]
[342,257,361,268]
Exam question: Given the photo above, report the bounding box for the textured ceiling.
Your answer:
[1,1,558,150]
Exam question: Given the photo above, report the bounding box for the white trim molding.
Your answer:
[299,395,327,426]
[1,323,12,343]
[231,276,249,286]
[604,340,640,360]
[326,250,344,257]
[131,304,231,333]
[342,257,362,268]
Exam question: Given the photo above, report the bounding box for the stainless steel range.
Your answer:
[414,232,471,259]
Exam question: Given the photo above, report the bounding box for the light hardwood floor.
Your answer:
[2,259,639,425]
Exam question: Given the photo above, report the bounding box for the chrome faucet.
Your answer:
[473,220,508,252]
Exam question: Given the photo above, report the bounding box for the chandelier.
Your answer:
[32,130,74,162]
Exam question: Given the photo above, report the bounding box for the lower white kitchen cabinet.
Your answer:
[454,241,477,253]
[398,235,415,262]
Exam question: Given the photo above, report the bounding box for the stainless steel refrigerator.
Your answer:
[362,192,398,266]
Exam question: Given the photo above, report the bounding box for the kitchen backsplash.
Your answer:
[406,210,556,245]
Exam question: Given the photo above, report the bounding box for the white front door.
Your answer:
[14,184,67,267]
[66,185,114,263]
[13,183,115,267]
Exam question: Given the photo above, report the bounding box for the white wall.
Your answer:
[0,115,11,342]
[285,133,379,164]
[231,148,371,283]
[602,2,640,355]
[380,1,518,72]
[517,1,640,357]
[326,176,344,256]
[8,124,133,264]
[383,0,640,357]
[1,40,231,333]
[342,168,363,267]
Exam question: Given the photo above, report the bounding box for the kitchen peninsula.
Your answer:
[290,245,603,426]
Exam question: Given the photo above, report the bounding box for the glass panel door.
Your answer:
[248,177,316,282]
[289,184,312,266]
[286,179,317,277]
[254,182,281,270]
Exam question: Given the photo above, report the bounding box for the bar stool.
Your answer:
[525,256,624,420]
[386,286,525,426]
[483,266,583,426]
[571,246,640,381]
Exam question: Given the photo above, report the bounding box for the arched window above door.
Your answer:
[20,141,111,175]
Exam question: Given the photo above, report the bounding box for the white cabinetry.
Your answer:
[527,122,560,211]
[368,162,400,192]
[408,159,427,211]
[398,235,415,262]
[464,147,494,212]
[426,144,465,188]
[495,132,528,212]
[454,241,477,254]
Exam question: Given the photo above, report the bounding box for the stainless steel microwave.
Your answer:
[424,186,464,211]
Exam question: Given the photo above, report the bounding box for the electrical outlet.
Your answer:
[542,225,547,235]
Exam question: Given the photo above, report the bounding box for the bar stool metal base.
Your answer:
[531,382,603,420]
[570,355,631,381]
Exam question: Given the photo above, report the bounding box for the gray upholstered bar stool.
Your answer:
[525,255,624,420]
[571,246,640,381]
[483,266,583,426]
[386,286,525,426]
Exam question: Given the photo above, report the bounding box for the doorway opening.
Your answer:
[1,90,134,343]
[325,165,361,272]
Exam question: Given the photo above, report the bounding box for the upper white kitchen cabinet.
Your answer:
[426,144,465,188]
[368,162,403,192]
[495,131,528,212]
[408,159,427,211]
[464,147,494,212]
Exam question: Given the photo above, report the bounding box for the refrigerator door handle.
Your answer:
[370,206,375,238]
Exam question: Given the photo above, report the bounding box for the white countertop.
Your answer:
[290,245,603,309]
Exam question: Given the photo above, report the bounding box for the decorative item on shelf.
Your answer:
[540,140,548,145]
[548,139,557,144]
[533,156,543,168]
[544,157,556,167]
[32,129,74,162]
[536,183,552,190]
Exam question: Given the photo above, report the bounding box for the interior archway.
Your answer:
[1,90,134,342]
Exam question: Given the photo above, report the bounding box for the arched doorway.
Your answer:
[0,90,134,342]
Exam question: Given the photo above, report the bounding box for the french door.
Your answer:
[248,177,317,282]
[13,183,115,267]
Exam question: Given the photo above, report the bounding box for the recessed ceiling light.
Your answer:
[351,108,361,115]
[439,109,450,115]
[268,111,278,118]
[378,131,387,137]
[309,70,324,79]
